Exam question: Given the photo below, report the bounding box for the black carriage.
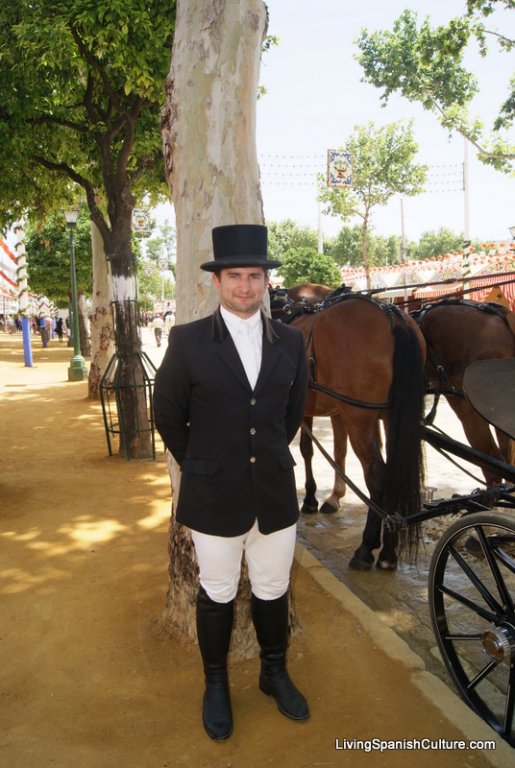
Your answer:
[418,359,515,748]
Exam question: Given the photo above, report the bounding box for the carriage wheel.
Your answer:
[429,511,515,746]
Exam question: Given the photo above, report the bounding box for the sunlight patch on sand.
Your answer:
[136,503,170,530]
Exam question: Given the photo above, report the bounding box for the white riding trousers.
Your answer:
[191,520,297,603]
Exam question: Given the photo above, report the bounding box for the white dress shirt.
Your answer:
[220,305,262,389]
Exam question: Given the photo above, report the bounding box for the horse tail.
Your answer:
[383,315,426,554]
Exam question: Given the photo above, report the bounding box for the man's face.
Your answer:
[212,267,269,319]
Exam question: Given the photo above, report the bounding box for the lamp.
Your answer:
[64,208,87,381]
[64,208,80,227]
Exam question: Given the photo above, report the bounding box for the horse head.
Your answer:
[269,286,295,321]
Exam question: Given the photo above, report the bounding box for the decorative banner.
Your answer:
[326,149,352,188]
[132,209,151,236]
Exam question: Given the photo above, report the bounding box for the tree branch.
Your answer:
[128,148,162,185]
[427,94,515,160]
[33,154,111,243]
[483,28,514,47]
[113,97,150,186]
[32,114,90,133]
[68,22,130,121]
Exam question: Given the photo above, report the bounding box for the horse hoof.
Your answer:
[319,501,338,514]
[376,559,397,571]
[301,504,318,515]
[349,549,374,571]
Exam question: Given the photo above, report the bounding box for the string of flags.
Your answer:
[258,152,465,192]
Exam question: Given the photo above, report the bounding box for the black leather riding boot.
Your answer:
[251,592,310,721]
[196,587,234,740]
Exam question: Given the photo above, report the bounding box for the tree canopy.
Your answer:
[356,1,515,172]
[276,247,341,287]
[326,225,403,267]
[267,219,318,263]
[26,209,93,305]
[318,121,427,280]
[0,1,175,279]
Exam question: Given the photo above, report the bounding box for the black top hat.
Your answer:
[200,224,282,272]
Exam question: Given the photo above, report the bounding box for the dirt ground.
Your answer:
[0,332,513,768]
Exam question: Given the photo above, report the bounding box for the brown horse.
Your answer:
[269,282,332,308]
[285,293,426,570]
[284,282,333,303]
[270,284,351,514]
[269,283,332,321]
[414,300,515,483]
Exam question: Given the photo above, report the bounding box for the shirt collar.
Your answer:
[220,305,262,333]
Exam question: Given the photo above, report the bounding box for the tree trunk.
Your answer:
[103,207,153,459]
[77,293,91,358]
[161,0,269,658]
[88,222,115,400]
[362,212,371,290]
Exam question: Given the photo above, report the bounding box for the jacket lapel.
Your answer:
[255,313,281,393]
[212,309,252,390]
[255,336,281,393]
[211,308,281,393]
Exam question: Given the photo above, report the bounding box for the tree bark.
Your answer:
[88,222,115,400]
[161,0,269,658]
[77,293,91,358]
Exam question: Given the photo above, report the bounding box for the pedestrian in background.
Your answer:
[151,314,164,347]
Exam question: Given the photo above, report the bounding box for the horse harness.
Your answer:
[276,288,411,412]
[411,299,512,424]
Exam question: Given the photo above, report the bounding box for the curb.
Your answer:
[294,543,514,767]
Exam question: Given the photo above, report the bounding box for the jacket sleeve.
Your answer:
[153,326,190,465]
[285,328,308,443]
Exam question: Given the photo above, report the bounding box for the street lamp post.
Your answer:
[64,208,87,382]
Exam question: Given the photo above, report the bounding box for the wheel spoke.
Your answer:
[503,662,515,741]
[475,528,515,613]
[449,543,505,615]
[444,633,483,641]
[439,584,497,623]
[429,513,515,748]
[466,658,499,691]
[492,544,515,578]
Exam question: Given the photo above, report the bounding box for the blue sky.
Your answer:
[256,0,514,243]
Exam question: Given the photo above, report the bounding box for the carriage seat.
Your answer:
[463,358,515,440]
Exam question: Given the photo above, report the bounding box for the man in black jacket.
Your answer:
[153,224,309,740]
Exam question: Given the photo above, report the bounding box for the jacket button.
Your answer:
[250,456,256,464]
[250,428,256,435]
[250,398,256,405]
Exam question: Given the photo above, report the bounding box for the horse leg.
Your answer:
[320,413,348,514]
[375,416,402,571]
[350,510,382,570]
[376,526,399,571]
[494,429,515,477]
[300,418,318,514]
[449,398,505,484]
[346,419,388,570]
[361,462,400,571]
